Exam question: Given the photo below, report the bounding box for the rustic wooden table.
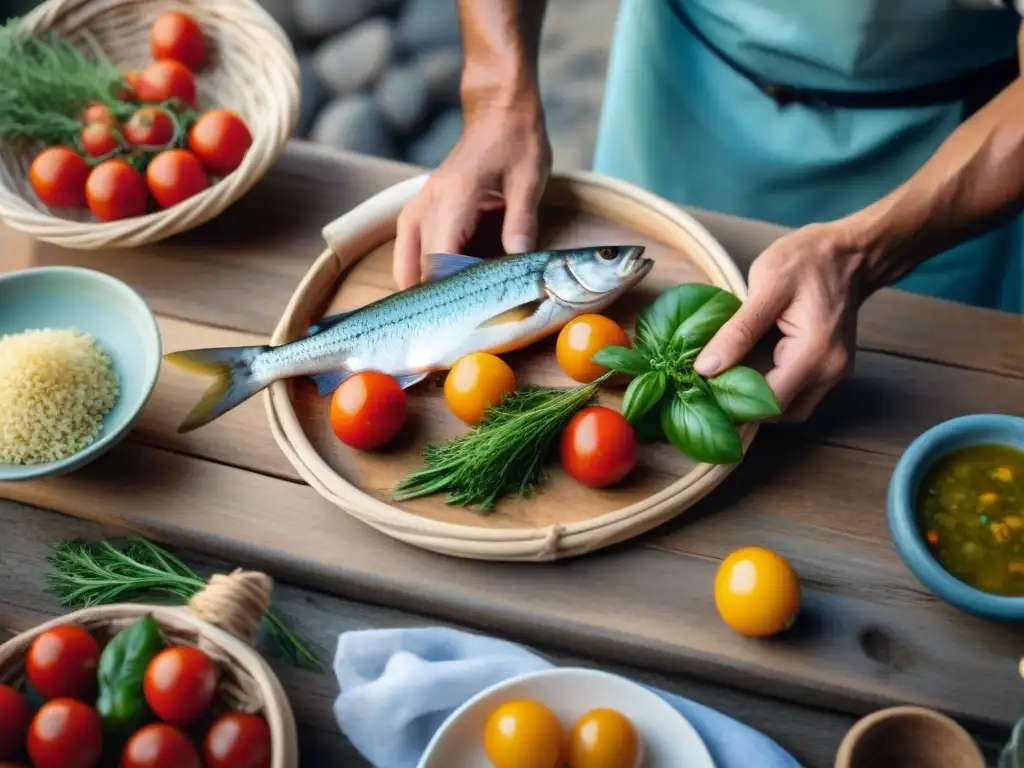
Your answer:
[2,141,1023,767]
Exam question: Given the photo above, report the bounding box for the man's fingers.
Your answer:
[778,381,833,423]
[694,290,786,377]
[501,168,544,254]
[393,206,423,290]
[763,337,824,412]
[420,200,481,263]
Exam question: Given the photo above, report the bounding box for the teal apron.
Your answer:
[592,0,1024,314]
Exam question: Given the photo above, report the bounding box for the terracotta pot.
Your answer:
[835,706,985,768]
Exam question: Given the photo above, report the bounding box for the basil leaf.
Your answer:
[661,391,743,464]
[591,346,651,376]
[621,371,666,422]
[96,614,164,736]
[636,284,725,352]
[632,397,668,444]
[671,291,742,351]
[707,366,780,422]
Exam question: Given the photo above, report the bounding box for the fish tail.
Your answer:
[163,345,270,433]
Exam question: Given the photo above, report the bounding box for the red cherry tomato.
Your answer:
[146,149,209,208]
[86,160,148,221]
[203,712,272,768]
[121,723,201,768]
[560,406,638,488]
[28,147,89,208]
[25,625,100,701]
[135,59,196,107]
[329,371,408,450]
[80,122,119,158]
[80,103,116,127]
[124,107,175,148]
[121,70,143,100]
[188,110,252,175]
[0,684,32,760]
[143,646,218,726]
[27,698,102,768]
[151,11,206,71]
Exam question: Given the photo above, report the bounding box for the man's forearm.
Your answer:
[847,73,1024,289]
[458,0,548,115]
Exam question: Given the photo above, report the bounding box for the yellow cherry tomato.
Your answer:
[444,352,516,424]
[556,314,630,383]
[714,546,801,637]
[483,699,566,768]
[568,708,641,768]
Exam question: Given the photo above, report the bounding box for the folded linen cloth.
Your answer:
[333,626,804,768]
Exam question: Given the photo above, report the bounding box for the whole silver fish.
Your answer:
[165,245,652,433]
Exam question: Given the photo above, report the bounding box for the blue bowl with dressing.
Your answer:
[0,267,161,482]
[887,414,1024,620]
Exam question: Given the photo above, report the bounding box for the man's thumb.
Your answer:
[694,296,777,377]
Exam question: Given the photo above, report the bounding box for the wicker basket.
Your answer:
[0,0,299,249]
[0,569,300,767]
[263,170,757,561]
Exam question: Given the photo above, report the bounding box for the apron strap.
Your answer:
[669,0,1019,117]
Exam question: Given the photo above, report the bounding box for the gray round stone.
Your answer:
[313,18,395,93]
[310,95,399,159]
[413,48,462,107]
[396,0,461,52]
[296,0,399,38]
[373,65,431,135]
[407,109,463,167]
[296,54,328,137]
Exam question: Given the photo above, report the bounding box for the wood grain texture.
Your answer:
[3,142,1023,763]
[1,499,898,768]
[4,438,1024,731]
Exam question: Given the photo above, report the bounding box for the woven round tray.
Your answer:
[265,171,756,561]
[0,0,299,249]
[0,569,299,767]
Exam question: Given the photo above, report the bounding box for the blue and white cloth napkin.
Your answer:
[332,626,804,768]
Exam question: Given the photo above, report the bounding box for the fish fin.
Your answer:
[394,372,429,390]
[423,252,484,282]
[163,346,269,433]
[307,310,355,337]
[477,299,544,328]
[310,369,355,396]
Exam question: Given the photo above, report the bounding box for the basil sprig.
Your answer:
[594,284,780,464]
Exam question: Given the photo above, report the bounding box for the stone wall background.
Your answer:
[0,0,621,171]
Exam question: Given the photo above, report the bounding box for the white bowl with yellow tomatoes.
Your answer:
[419,667,715,768]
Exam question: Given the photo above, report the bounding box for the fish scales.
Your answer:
[256,253,551,380]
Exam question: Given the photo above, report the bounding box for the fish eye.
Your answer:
[597,247,616,261]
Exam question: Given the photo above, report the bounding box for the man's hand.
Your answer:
[393,105,552,290]
[694,223,868,422]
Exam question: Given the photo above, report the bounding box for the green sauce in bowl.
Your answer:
[917,444,1024,595]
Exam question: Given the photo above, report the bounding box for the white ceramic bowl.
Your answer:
[418,667,716,768]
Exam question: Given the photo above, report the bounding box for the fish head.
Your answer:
[544,245,652,308]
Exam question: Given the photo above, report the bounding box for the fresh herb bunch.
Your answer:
[0,20,128,146]
[593,283,780,464]
[392,379,604,511]
[47,538,323,671]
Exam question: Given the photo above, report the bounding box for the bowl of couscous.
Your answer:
[0,266,161,481]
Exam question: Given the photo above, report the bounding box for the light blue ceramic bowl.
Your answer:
[887,413,1024,621]
[0,267,161,482]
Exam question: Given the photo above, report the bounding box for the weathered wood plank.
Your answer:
[0,498,871,768]
[3,441,1023,730]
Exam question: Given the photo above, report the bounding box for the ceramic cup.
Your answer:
[835,706,985,768]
